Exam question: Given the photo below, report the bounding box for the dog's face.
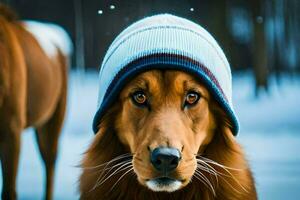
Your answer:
[115,70,217,192]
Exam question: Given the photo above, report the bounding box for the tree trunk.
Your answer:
[251,0,269,96]
[74,0,85,72]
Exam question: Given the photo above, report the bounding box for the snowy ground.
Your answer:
[1,71,300,200]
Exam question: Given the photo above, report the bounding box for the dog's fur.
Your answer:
[0,5,68,200]
[80,70,257,200]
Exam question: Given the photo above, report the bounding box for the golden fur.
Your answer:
[0,4,68,200]
[80,70,257,200]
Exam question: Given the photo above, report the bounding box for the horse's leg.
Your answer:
[34,74,67,200]
[0,123,22,200]
[0,96,25,200]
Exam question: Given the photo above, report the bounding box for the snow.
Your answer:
[233,73,300,200]
[23,21,73,58]
[1,71,300,199]
[233,73,300,133]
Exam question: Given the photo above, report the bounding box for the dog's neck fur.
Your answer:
[80,123,257,200]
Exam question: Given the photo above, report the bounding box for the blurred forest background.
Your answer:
[2,0,299,95]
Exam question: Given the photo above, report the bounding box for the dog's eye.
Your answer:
[132,91,147,105]
[185,91,200,106]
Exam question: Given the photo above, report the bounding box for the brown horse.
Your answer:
[0,5,71,200]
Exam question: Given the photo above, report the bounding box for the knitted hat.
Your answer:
[93,14,239,135]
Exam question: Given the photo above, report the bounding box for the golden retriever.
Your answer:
[80,70,257,200]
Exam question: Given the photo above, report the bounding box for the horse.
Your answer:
[0,4,72,200]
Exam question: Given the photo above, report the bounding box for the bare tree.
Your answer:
[74,0,85,72]
[251,0,269,96]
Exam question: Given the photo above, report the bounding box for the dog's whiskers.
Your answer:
[88,153,133,192]
[96,162,132,186]
[109,168,134,192]
[91,162,133,192]
[197,164,219,186]
[97,164,133,188]
[197,155,244,171]
[100,160,132,172]
[197,159,228,180]
[90,157,132,192]
[83,153,132,170]
[196,156,248,193]
[197,163,246,195]
[93,160,132,190]
[194,170,216,196]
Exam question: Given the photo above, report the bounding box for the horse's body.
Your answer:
[0,5,71,200]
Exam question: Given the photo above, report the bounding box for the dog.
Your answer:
[0,5,71,200]
[79,14,257,200]
[80,70,257,199]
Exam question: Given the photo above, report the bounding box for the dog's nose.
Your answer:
[150,147,181,173]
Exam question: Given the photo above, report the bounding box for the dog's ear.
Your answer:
[221,126,238,149]
[206,122,242,159]
[205,99,242,162]
[209,99,233,131]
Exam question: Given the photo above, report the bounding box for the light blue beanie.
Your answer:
[93,14,239,135]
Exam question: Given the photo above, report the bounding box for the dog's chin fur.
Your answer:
[145,179,182,192]
[79,71,257,200]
